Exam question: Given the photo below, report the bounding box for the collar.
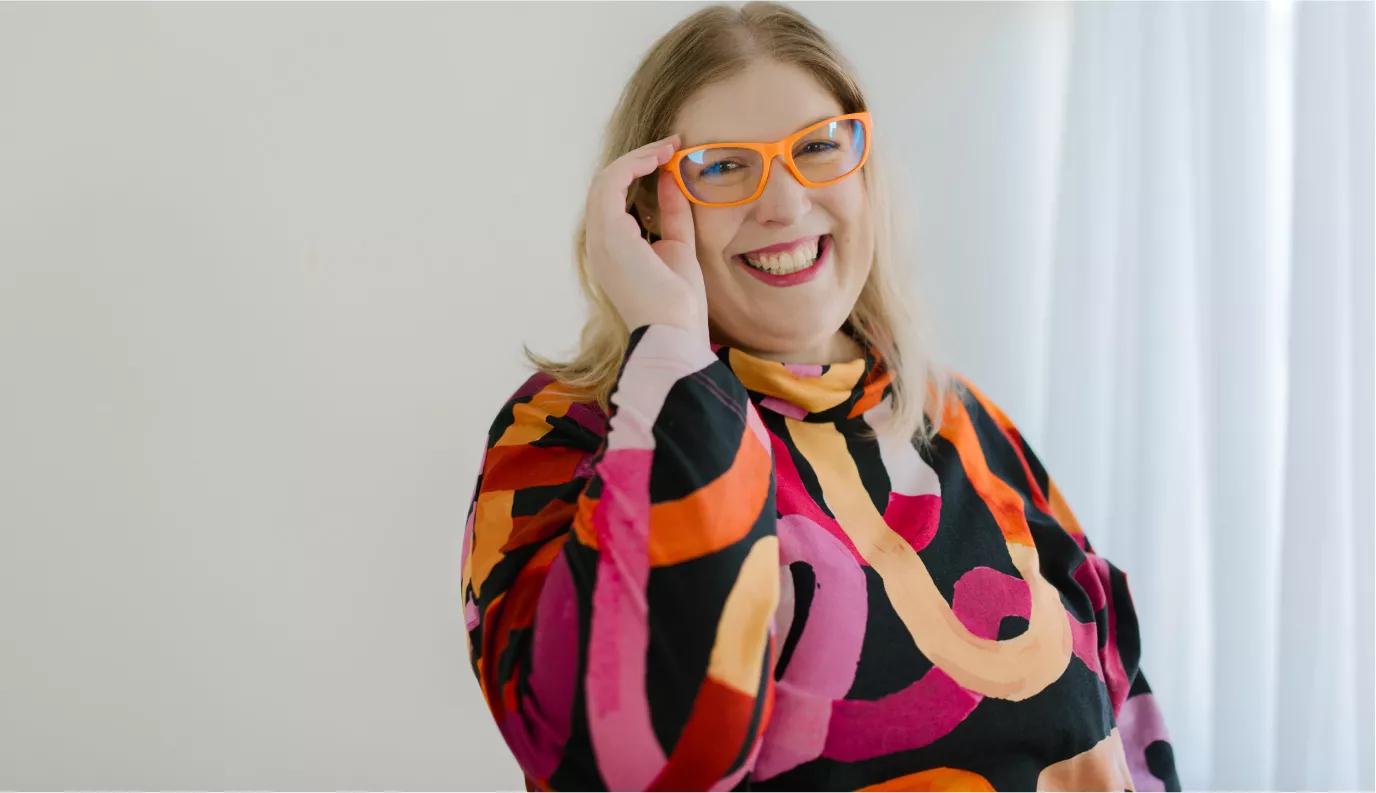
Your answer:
[708,326,895,423]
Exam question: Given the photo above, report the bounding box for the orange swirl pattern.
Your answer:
[461,322,1180,791]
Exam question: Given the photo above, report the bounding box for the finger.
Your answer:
[614,134,680,181]
[597,140,678,220]
[615,136,679,179]
[655,167,694,247]
[636,132,680,153]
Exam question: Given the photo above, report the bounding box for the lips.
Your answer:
[734,234,830,268]
[737,234,824,259]
[735,233,832,287]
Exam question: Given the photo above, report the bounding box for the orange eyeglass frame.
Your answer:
[657,110,874,208]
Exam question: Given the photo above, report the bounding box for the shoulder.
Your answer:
[482,370,609,452]
[470,372,608,504]
[930,370,1020,440]
[939,371,1084,537]
[937,370,1047,486]
[934,370,1031,446]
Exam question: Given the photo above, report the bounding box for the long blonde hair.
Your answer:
[522,0,953,454]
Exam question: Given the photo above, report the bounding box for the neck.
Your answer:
[711,326,865,365]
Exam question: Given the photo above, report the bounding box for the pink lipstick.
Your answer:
[735,234,832,287]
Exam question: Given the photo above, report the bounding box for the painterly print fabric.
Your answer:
[461,322,1180,791]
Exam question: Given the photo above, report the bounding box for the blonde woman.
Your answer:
[460,3,1179,790]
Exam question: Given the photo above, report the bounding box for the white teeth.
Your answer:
[742,237,823,274]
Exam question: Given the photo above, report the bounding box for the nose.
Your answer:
[750,153,810,226]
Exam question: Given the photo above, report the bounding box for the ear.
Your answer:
[631,177,662,238]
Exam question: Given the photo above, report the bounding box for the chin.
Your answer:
[736,316,837,347]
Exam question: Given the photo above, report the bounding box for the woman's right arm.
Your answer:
[461,321,780,791]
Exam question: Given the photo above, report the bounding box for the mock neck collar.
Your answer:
[708,324,895,423]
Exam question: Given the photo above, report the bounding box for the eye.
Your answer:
[702,160,742,177]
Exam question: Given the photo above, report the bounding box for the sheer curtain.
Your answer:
[1033,2,1373,790]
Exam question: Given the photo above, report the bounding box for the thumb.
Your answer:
[651,168,704,290]
[649,169,708,341]
[656,167,696,251]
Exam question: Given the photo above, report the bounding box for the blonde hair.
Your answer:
[522,0,953,455]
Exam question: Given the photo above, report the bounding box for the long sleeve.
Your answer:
[955,375,1182,792]
[460,322,781,791]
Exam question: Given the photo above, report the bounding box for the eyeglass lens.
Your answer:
[676,118,867,206]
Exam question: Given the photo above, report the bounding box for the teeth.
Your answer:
[743,238,822,274]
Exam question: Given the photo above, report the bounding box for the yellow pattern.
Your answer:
[786,417,1073,700]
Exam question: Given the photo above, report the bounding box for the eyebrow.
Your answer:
[689,113,842,147]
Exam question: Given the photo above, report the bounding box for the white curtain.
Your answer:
[1033,2,1373,790]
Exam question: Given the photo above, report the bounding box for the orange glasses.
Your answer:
[658,111,873,208]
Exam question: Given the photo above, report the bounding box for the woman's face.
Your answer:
[650,59,875,360]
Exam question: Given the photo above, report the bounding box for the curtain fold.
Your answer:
[1274,2,1374,790]
[1042,2,1373,789]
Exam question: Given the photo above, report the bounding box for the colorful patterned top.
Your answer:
[461,322,1181,791]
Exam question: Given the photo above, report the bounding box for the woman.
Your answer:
[460,3,1181,790]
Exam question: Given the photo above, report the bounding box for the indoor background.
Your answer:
[0,1,1371,790]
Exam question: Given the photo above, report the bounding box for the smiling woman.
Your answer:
[461,2,1181,791]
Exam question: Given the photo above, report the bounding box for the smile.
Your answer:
[735,234,832,287]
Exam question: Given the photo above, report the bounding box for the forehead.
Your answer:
[673,60,845,147]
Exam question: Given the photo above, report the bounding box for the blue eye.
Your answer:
[702,160,741,177]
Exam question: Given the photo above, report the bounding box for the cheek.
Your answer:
[689,235,734,287]
[835,229,876,289]
[836,225,872,262]
[693,221,743,268]
[823,195,872,254]
[695,240,730,274]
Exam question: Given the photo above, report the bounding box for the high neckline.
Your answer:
[708,325,895,423]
